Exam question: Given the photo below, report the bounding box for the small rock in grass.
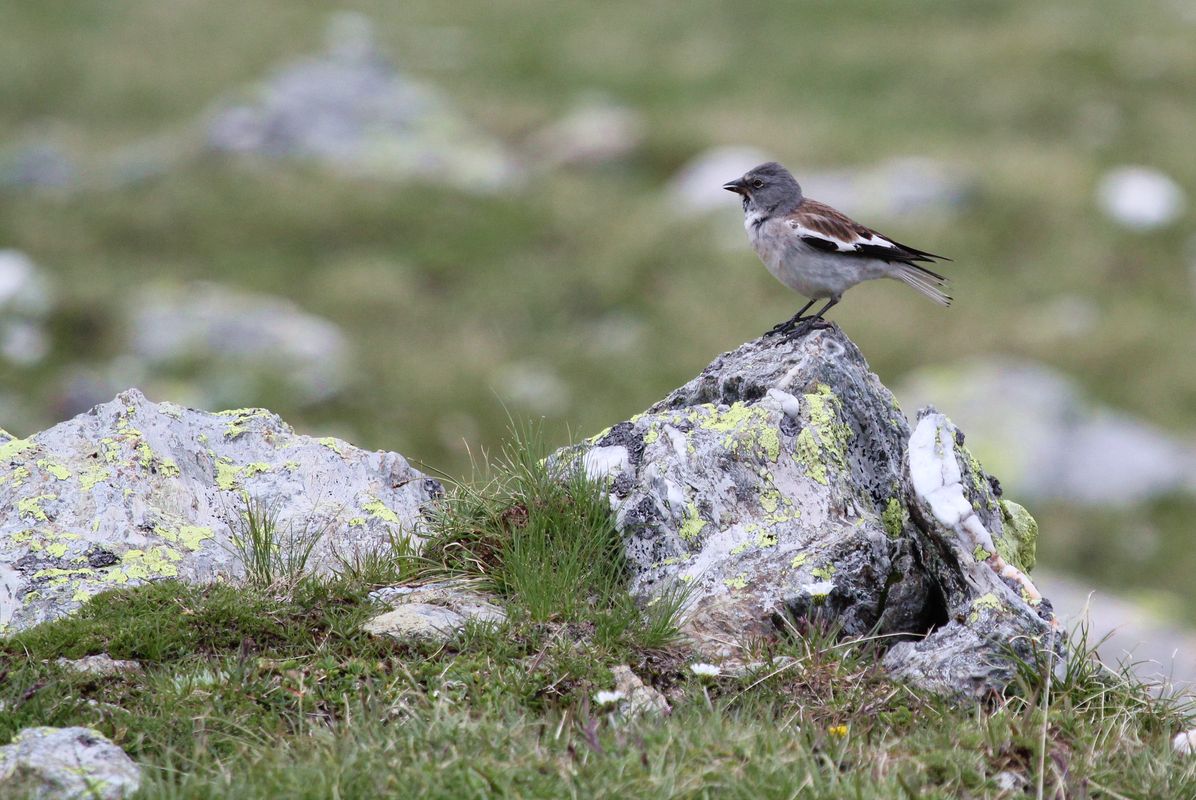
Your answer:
[364,582,506,644]
[1173,728,1196,756]
[0,726,140,800]
[611,665,670,717]
[993,770,1027,791]
[55,654,143,677]
[527,96,644,169]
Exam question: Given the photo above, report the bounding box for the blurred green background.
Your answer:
[1,2,1194,617]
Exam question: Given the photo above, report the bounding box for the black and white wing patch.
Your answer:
[787,200,949,266]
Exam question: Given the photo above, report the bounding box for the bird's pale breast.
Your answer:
[747,217,884,300]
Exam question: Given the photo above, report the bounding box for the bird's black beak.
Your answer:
[722,178,747,195]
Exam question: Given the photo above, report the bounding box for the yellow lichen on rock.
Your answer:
[696,403,781,462]
[679,500,707,541]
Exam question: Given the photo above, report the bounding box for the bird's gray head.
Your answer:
[722,162,803,216]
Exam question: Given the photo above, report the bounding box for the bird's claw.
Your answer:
[765,316,809,337]
[785,318,833,339]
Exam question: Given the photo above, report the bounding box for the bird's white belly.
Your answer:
[747,217,887,300]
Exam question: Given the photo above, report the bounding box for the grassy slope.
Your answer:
[0,4,1193,616]
[2,444,1194,798]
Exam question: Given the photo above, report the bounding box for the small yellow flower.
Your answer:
[827,724,849,738]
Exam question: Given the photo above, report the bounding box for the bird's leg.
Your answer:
[766,299,817,336]
[788,298,840,338]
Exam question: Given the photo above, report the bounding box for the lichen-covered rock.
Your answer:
[0,726,140,800]
[1,389,440,635]
[884,410,1056,695]
[561,327,1055,698]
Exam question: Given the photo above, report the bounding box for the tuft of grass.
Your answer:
[330,526,421,589]
[228,493,327,593]
[422,421,687,651]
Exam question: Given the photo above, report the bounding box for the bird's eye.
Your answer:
[752,179,764,189]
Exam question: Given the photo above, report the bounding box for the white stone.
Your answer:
[909,413,1040,603]
[0,250,52,314]
[1097,166,1186,230]
[583,446,630,482]
[0,250,54,367]
[1173,728,1196,756]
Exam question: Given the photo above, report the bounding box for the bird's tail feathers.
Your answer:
[893,263,952,307]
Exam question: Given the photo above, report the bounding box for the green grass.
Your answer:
[422,422,689,650]
[2,583,1193,798]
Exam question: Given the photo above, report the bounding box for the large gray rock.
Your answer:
[0,726,140,800]
[0,389,440,635]
[564,327,1055,698]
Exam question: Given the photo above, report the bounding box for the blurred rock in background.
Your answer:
[0,250,54,367]
[123,281,351,408]
[205,12,521,191]
[526,95,645,170]
[800,157,976,220]
[494,360,570,416]
[666,146,775,215]
[666,146,974,220]
[46,280,351,422]
[1036,569,1196,693]
[0,140,78,191]
[897,358,1196,506]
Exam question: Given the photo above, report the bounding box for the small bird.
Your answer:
[723,162,951,337]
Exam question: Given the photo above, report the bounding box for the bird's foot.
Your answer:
[785,318,834,339]
[765,315,809,337]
